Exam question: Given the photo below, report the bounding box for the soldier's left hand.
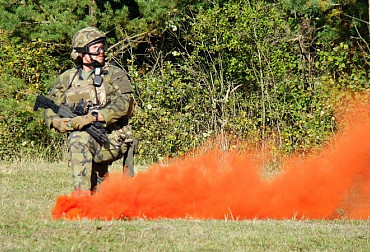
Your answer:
[69,113,96,130]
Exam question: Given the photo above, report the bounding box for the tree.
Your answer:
[281,0,369,43]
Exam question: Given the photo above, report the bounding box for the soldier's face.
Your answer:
[83,42,105,65]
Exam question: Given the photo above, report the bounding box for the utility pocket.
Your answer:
[93,126,134,163]
[64,82,97,105]
[93,136,121,163]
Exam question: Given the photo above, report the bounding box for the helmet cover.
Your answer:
[71,27,106,60]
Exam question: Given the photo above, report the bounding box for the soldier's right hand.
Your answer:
[52,118,74,133]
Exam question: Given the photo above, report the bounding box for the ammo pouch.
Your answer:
[64,79,109,108]
[64,83,96,104]
[111,125,134,144]
[93,125,135,163]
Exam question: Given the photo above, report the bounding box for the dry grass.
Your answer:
[0,161,369,251]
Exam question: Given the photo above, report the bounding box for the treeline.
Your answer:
[0,0,369,162]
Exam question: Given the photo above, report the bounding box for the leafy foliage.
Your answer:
[281,0,369,43]
[0,0,368,161]
[317,42,370,91]
[0,30,63,160]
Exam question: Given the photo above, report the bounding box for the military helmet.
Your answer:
[71,27,106,60]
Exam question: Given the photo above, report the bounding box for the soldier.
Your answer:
[44,27,136,194]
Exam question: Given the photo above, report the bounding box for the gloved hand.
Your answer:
[52,118,74,133]
[69,113,96,130]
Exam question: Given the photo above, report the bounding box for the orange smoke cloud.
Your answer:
[52,102,370,220]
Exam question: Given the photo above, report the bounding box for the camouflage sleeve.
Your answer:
[43,70,74,129]
[99,66,134,126]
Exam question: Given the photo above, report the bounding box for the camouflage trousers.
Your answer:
[67,131,129,192]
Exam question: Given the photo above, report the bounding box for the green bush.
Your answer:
[129,61,205,161]
[126,1,338,160]
[178,1,335,153]
[0,0,368,162]
[316,42,370,91]
[0,31,63,161]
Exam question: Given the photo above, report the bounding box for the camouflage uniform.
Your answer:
[44,27,135,192]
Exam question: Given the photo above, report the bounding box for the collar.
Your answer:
[78,67,94,80]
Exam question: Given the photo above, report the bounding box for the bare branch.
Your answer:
[108,30,155,52]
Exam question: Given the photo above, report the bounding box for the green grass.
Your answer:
[0,161,369,251]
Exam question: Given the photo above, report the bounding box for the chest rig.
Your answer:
[63,67,110,112]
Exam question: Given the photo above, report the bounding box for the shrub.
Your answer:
[0,31,63,161]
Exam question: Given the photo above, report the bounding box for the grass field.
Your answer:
[0,161,369,251]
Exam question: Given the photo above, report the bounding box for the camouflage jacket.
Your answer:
[44,63,134,132]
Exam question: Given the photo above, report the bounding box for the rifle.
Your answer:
[34,95,116,147]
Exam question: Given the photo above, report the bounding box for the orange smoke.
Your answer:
[52,102,370,220]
